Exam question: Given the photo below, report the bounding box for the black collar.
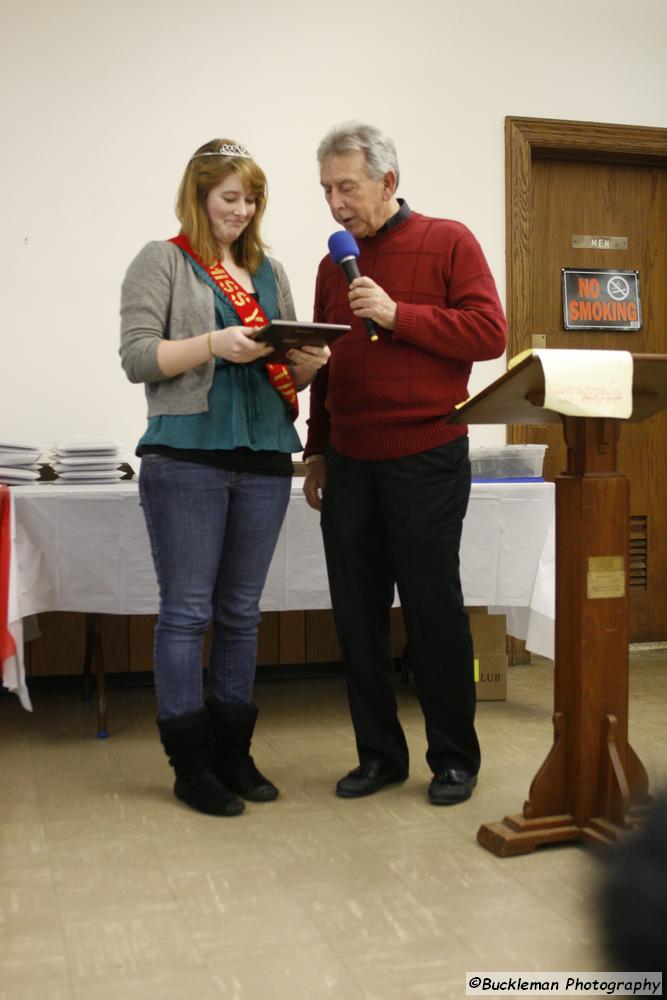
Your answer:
[377,198,411,234]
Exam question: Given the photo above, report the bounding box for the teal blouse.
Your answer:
[137,256,302,454]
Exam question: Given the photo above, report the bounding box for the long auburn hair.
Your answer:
[175,138,268,272]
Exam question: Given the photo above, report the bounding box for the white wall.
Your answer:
[3,0,667,460]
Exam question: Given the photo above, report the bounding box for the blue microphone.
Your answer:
[328,231,378,342]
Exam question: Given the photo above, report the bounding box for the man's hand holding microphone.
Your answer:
[327,231,397,336]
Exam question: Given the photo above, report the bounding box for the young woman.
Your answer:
[120,138,329,816]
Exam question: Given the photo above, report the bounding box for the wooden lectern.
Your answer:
[448,352,667,857]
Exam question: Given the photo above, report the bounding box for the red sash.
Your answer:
[169,235,298,419]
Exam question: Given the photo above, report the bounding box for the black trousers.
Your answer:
[321,437,480,777]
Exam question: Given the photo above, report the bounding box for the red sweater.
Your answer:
[304,211,507,461]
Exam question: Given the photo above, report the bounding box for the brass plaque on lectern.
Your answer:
[587,556,625,599]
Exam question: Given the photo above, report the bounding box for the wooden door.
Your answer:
[506,118,667,642]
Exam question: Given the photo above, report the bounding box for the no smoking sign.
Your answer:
[562,268,642,331]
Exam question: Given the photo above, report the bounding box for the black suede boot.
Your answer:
[207,700,279,802]
[157,708,245,817]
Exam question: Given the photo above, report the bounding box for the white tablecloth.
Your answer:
[5,480,555,708]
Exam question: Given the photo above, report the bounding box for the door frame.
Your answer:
[505,116,667,401]
[505,117,667,643]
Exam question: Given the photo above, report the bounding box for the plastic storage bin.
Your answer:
[469,444,547,481]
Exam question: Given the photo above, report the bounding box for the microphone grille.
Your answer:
[328,230,360,264]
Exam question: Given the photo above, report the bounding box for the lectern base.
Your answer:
[477,812,638,857]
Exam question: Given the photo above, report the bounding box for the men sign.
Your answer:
[562,268,642,331]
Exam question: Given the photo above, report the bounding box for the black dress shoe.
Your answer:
[428,768,477,806]
[336,760,408,798]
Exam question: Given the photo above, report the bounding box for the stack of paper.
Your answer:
[52,437,125,484]
[0,438,45,485]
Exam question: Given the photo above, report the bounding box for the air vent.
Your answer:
[629,516,648,591]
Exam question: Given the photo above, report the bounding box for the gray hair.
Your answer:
[317,120,400,187]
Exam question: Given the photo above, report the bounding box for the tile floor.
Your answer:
[1,649,666,1000]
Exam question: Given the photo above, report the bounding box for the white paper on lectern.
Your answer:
[534,349,633,418]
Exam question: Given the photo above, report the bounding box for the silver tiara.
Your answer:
[192,142,252,160]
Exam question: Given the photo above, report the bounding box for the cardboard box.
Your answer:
[467,607,508,701]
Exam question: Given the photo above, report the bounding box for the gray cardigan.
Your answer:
[119,240,297,417]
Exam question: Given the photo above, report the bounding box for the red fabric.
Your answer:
[0,485,17,675]
[304,212,507,461]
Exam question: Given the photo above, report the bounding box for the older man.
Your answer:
[303,121,506,804]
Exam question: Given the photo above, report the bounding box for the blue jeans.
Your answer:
[139,455,291,719]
